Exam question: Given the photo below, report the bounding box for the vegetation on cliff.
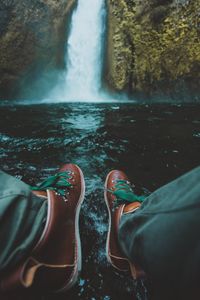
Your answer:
[106,0,200,100]
[0,0,76,99]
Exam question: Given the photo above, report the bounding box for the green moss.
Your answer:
[0,0,77,99]
[134,1,199,90]
[106,0,200,99]
[105,0,135,91]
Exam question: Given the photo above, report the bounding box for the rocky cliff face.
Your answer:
[105,0,200,101]
[0,0,76,99]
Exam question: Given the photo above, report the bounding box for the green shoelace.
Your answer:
[109,179,146,207]
[31,171,72,196]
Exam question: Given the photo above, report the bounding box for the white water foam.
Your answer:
[65,0,106,100]
[52,0,107,102]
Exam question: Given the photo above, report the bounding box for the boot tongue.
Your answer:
[123,202,141,214]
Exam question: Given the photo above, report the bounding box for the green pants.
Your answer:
[0,171,47,273]
[119,166,200,300]
[1,167,200,298]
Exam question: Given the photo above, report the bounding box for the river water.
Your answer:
[1,102,200,300]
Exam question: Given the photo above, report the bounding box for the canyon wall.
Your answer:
[0,0,76,99]
[0,0,199,101]
[105,0,200,101]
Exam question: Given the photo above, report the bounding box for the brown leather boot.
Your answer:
[0,164,85,295]
[105,170,145,279]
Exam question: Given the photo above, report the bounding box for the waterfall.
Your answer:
[63,0,106,101]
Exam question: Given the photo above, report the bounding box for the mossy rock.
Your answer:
[105,0,200,101]
[0,0,77,100]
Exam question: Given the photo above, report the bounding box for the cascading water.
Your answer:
[63,0,106,101]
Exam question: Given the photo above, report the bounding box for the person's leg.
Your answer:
[0,164,85,295]
[105,166,200,300]
[0,170,47,273]
[119,166,200,299]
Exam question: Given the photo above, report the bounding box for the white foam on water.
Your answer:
[52,0,107,102]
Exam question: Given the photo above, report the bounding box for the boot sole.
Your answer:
[104,171,130,272]
[55,165,85,293]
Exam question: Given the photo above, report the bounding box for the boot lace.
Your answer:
[31,171,73,196]
[109,179,146,207]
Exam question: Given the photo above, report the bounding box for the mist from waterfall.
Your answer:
[60,0,106,101]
